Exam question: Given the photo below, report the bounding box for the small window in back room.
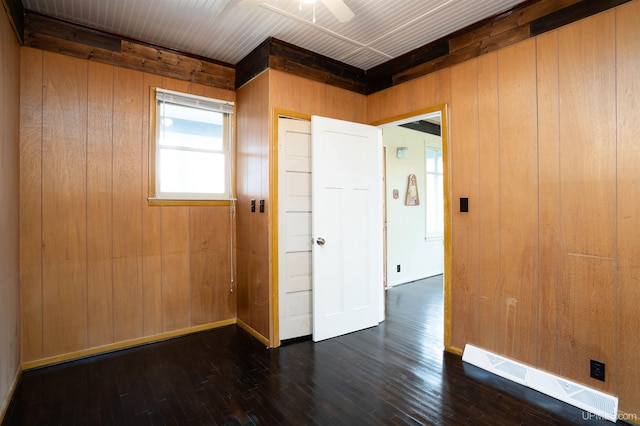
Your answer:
[426,148,444,238]
[150,88,234,204]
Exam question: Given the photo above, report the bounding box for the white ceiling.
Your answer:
[21,0,525,70]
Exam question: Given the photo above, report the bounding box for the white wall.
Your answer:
[384,126,443,286]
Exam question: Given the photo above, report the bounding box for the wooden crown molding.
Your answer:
[235,37,367,94]
[23,12,235,91]
[21,0,633,94]
[367,0,633,91]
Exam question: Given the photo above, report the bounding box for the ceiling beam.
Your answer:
[400,121,442,137]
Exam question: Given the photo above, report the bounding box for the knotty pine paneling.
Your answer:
[19,48,44,362]
[41,52,88,357]
[19,50,236,364]
[496,39,538,365]
[1,3,20,417]
[449,59,479,352]
[536,30,561,373]
[86,61,114,348]
[557,11,617,393]
[616,0,640,415]
[476,52,500,354]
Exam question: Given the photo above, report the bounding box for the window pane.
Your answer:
[426,149,436,172]
[436,174,444,230]
[426,174,437,234]
[426,171,444,235]
[159,148,225,194]
[437,151,443,173]
[160,103,223,151]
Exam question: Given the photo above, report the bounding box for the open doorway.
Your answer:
[380,111,444,288]
[274,107,451,352]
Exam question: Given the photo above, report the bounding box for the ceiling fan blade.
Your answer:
[320,0,354,22]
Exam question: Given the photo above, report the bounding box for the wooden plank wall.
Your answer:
[236,72,271,341]
[19,48,237,364]
[23,14,235,91]
[615,1,640,413]
[0,2,21,419]
[368,2,640,416]
[235,70,367,344]
[376,0,633,91]
[269,70,367,122]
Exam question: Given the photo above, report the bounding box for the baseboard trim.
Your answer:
[236,318,270,347]
[22,318,237,370]
[0,367,21,423]
[618,411,640,425]
[463,344,619,423]
[445,345,463,356]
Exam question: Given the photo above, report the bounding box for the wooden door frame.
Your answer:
[371,103,454,354]
[270,104,453,355]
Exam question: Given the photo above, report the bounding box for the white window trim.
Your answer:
[149,88,235,204]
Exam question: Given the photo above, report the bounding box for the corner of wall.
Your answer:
[0,1,22,421]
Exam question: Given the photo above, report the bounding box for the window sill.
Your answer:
[147,198,236,207]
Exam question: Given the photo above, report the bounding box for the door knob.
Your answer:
[316,237,326,246]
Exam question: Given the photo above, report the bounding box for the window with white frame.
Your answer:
[425,148,444,239]
[151,88,234,202]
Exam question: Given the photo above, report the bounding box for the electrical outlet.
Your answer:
[396,264,401,273]
[590,359,605,381]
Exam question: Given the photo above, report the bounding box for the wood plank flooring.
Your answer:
[2,277,621,425]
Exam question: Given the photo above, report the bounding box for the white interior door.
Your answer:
[311,116,383,342]
[278,118,313,340]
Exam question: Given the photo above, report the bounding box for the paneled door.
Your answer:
[278,118,313,340]
[311,116,383,342]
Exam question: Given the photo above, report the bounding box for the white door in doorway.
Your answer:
[278,118,313,340]
[311,116,383,342]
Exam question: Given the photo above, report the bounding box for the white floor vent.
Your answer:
[462,344,618,423]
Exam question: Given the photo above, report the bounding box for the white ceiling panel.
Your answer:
[21,0,526,69]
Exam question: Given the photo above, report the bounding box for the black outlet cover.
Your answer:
[460,197,469,213]
[590,359,605,381]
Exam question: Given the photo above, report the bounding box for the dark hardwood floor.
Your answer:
[2,276,621,425]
